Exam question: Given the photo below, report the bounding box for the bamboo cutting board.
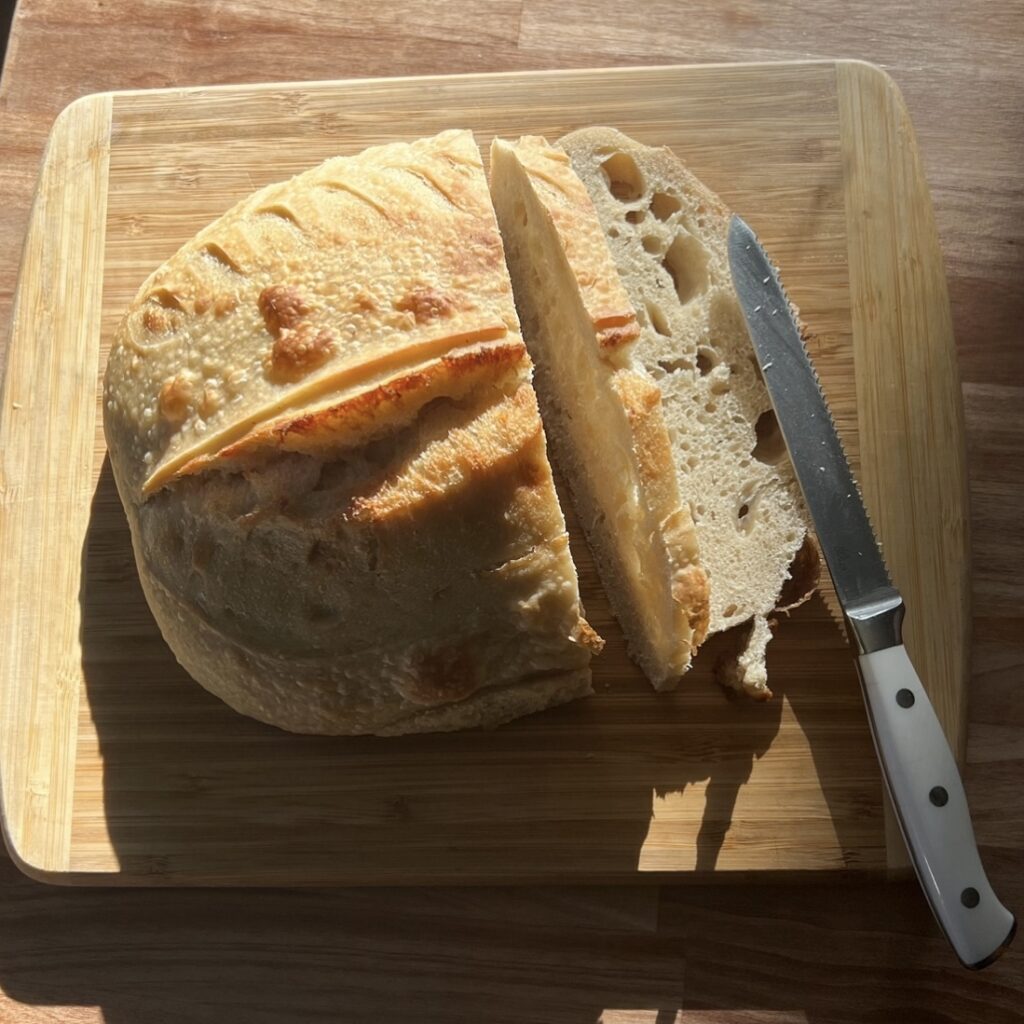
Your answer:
[0,61,969,885]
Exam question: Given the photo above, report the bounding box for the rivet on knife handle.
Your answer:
[728,214,1016,969]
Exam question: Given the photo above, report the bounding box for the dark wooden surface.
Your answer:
[1,1,1022,1021]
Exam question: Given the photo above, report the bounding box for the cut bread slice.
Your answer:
[558,127,818,699]
[103,129,603,735]
[490,136,709,688]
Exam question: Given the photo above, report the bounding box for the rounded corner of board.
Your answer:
[1,820,71,887]
[48,91,114,139]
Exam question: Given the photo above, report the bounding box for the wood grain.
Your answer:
[0,60,961,885]
[836,60,971,866]
[0,1,1022,1021]
[0,91,111,878]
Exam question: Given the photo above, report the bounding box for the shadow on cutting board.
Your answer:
[0,456,887,1024]
[71,456,876,886]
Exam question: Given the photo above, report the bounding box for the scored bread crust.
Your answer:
[104,129,601,735]
[559,127,818,698]
[489,136,709,688]
[106,130,522,499]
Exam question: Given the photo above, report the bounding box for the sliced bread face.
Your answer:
[490,136,709,689]
[558,127,818,699]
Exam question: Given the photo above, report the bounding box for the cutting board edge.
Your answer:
[834,61,970,871]
[66,57,849,110]
[16,863,898,889]
[0,90,113,879]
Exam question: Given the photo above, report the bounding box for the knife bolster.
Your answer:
[846,589,905,654]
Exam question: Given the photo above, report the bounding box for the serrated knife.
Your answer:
[728,215,1015,970]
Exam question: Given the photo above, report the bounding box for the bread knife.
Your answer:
[727,214,1015,969]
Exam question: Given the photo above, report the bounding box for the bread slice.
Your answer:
[104,129,602,735]
[558,127,818,699]
[489,136,708,688]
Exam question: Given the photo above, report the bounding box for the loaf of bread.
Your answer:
[558,127,818,698]
[103,129,602,735]
[489,136,709,688]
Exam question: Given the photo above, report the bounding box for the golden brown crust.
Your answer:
[347,382,543,523]
[158,376,193,425]
[103,130,601,736]
[676,566,711,648]
[139,322,516,496]
[105,130,530,502]
[394,286,458,323]
[173,340,527,478]
[572,618,606,655]
[596,322,641,350]
[268,323,336,381]
[130,397,596,734]
[258,284,313,336]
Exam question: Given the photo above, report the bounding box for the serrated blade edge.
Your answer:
[727,215,899,624]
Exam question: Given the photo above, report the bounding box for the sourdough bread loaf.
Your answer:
[104,129,602,735]
[558,127,818,698]
[490,136,709,688]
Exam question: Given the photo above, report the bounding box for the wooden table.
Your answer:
[1,1,1021,1020]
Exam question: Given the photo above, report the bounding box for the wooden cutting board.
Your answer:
[0,61,968,885]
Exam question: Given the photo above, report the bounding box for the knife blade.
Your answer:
[728,214,1015,969]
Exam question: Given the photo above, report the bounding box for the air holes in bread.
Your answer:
[736,488,759,534]
[650,192,681,221]
[642,234,663,255]
[658,357,693,374]
[626,209,645,225]
[646,301,672,337]
[753,409,786,464]
[661,231,710,306]
[696,347,719,375]
[710,378,731,396]
[600,151,644,202]
[722,603,738,618]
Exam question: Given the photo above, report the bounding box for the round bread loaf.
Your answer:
[104,129,601,735]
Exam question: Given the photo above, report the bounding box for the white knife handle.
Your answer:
[858,644,1016,968]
